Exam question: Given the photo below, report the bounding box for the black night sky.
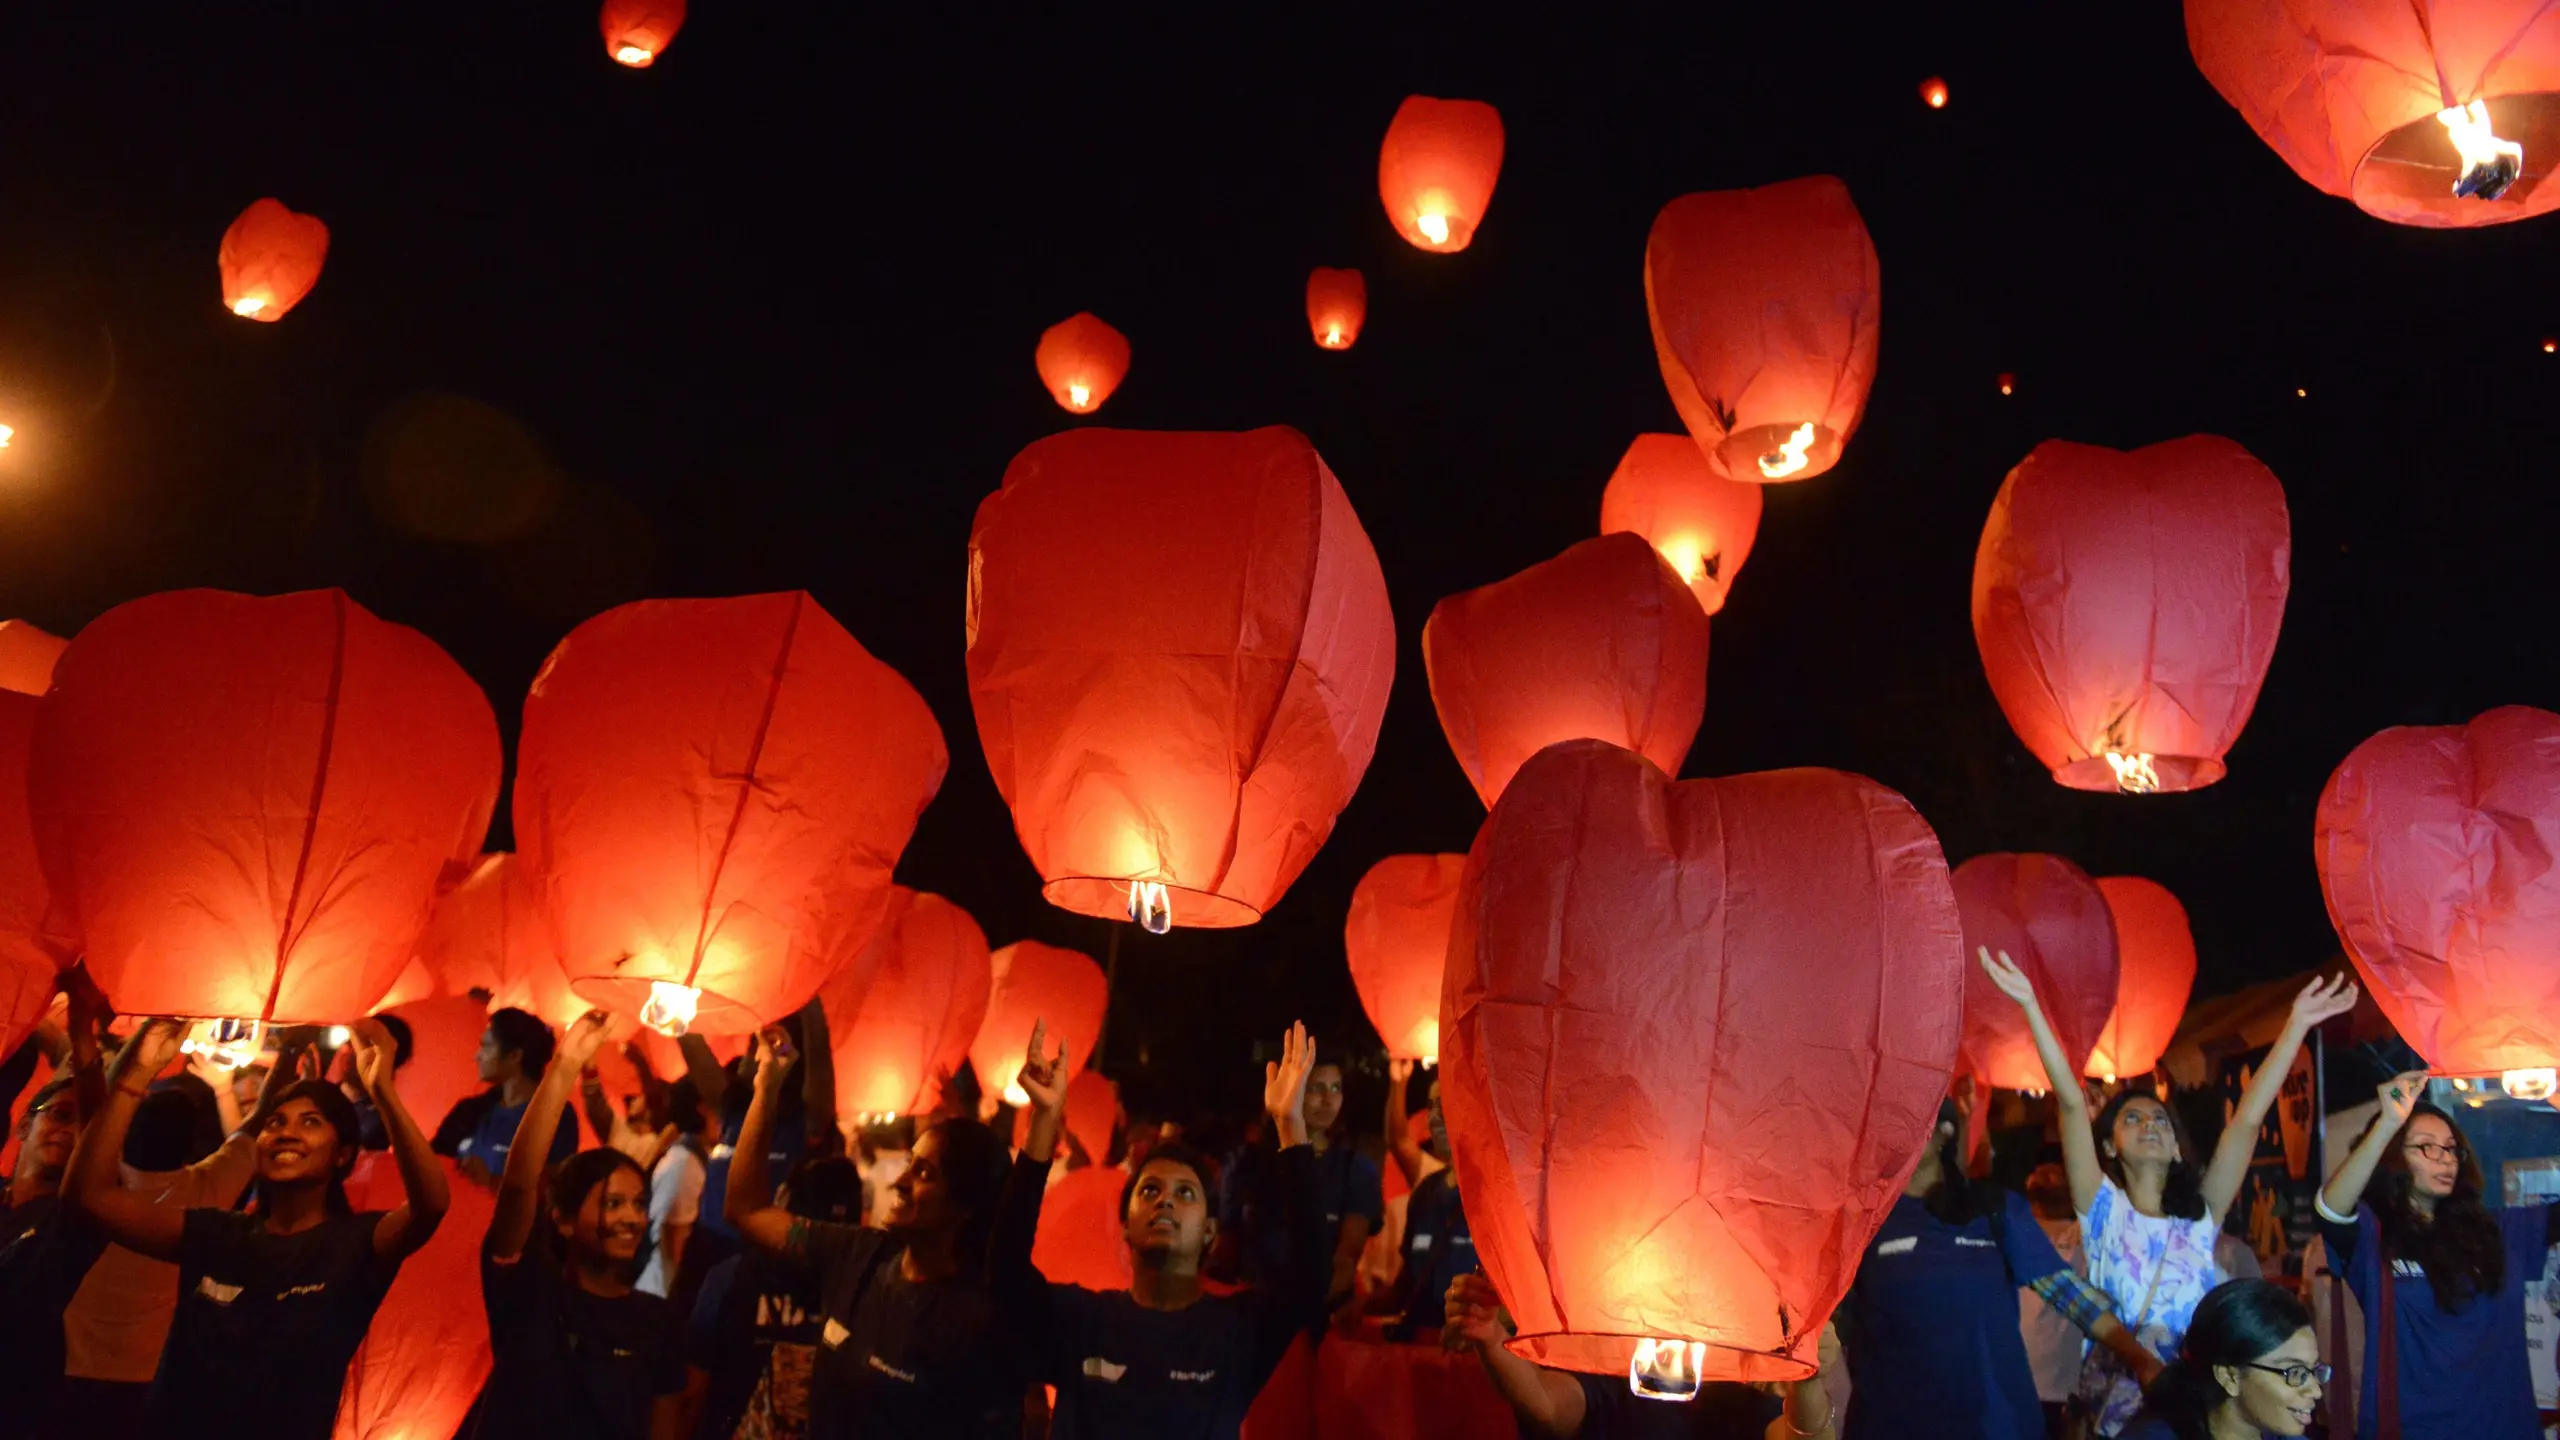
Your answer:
[1,4,2552,1120]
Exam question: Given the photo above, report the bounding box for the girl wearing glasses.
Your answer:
[2314,1071,2554,1439]
[2119,1278,2325,1439]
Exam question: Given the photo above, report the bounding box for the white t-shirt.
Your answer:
[635,1142,707,1298]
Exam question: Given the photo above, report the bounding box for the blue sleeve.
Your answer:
[2498,1201,2555,1275]
[547,1104,581,1164]
[1998,1192,2067,1288]
[686,1255,740,1368]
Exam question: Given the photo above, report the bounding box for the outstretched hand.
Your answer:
[1017,1020,1068,1115]
[558,1010,615,1073]
[2378,1069,2429,1129]
[346,1018,401,1101]
[1443,1272,1509,1353]
[117,1017,188,1084]
[1264,1021,1316,1146]
[1976,946,2040,1010]
[2287,973,2359,1031]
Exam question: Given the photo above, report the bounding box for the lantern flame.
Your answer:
[1003,1080,1030,1107]
[2503,1068,2558,1101]
[614,44,655,67]
[0,424,13,450]
[639,980,701,1037]
[1629,1337,1711,1402]
[230,297,269,318]
[2437,101,2523,200]
[1066,383,1092,411]
[181,1017,265,1071]
[1416,211,1452,246]
[1655,535,1714,586]
[2103,751,2162,794]
[1128,880,1172,935]
[1324,324,1345,348]
[1756,422,1816,479]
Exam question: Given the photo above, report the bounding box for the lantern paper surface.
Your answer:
[819,886,992,1121]
[1031,1161,1134,1292]
[335,1157,494,1440]
[1034,313,1130,415]
[31,590,499,1024]
[2187,0,2560,228]
[515,593,946,1033]
[377,994,497,1143]
[967,426,1394,928]
[1306,267,1367,350]
[218,199,329,322]
[1378,96,1504,253]
[0,693,65,1058]
[968,940,1107,1105]
[1645,177,1879,484]
[1424,533,1708,808]
[1598,435,1766,615]
[411,853,586,1030]
[1066,1069,1119,1163]
[0,621,66,696]
[2087,876,2197,1082]
[1345,853,1467,1063]
[599,0,685,67]
[1954,854,2121,1092]
[1442,739,1965,1381]
[1973,437,2290,794]
[2316,706,2560,1074]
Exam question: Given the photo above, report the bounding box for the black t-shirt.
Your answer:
[0,1193,108,1439]
[689,1250,826,1440]
[144,1208,403,1438]
[780,1218,1020,1440]
[1391,1170,1474,1340]
[1556,1372,1781,1440]
[475,1241,687,1439]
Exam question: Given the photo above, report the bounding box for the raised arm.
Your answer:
[722,1027,800,1258]
[349,1017,450,1261]
[1447,1272,1587,1437]
[1978,947,2103,1215]
[2202,975,2357,1225]
[991,1022,1068,1306]
[1771,1323,1840,1440]
[797,1000,839,1156]
[1384,1057,1429,1188]
[487,1011,610,1263]
[64,1019,192,1262]
[677,1033,729,1115]
[2319,1070,2426,1221]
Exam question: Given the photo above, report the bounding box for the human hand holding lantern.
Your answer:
[2281,973,2359,1037]
[1018,1020,1070,1162]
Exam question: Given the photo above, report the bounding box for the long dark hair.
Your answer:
[254,1079,361,1217]
[2093,1088,2207,1222]
[2370,1101,2504,1309]
[1919,1099,1999,1228]
[911,1116,1011,1277]
[2136,1278,2313,1440]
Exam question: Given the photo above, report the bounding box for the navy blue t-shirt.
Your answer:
[1555,1371,1779,1439]
[2320,1200,2557,1440]
[1837,1191,2062,1440]
[1221,1140,1382,1291]
[701,1103,807,1239]
[1390,1170,1473,1340]
[457,1096,579,1179]
[688,1249,826,1440]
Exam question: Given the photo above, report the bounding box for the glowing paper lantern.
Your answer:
[0,693,67,1058]
[0,621,66,697]
[1066,1069,1119,1163]
[968,940,1106,1107]
[377,994,497,1142]
[1920,77,1950,109]
[819,886,992,1122]
[1034,313,1130,415]
[1972,436,2291,794]
[2316,706,2560,1076]
[336,1157,495,1440]
[1345,853,1467,1063]
[515,592,946,1035]
[1645,177,1879,484]
[31,589,500,1024]
[2086,876,2198,1082]
[1424,533,1708,808]
[1598,435,1765,616]
[2187,1,2560,228]
[1378,96,1505,253]
[1031,1161,1134,1291]
[1307,268,1367,351]
[600,0,685,67]
[411,853,585,1029]
[1443,739,1965,1382]
[1953,854,2120,1092]
[967,426,1394,931]
[218,199,329,322]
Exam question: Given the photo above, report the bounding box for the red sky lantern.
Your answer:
[599,0,685,68]
[410,853,586,1029]
[1598,434,1765,616]
[0,693,67,1058]
[337,1157,495,1440]
[968,940,1107,1106]
[1032,1161,1134,1292]
[2317,706,2560,1083]
[1444,739,1964,1383]
[2086,876,2198,1083]
[1378,95,1505,253]
[218,198,329,322]
[0,620,66,697]
[376,994,496,1146]
[1920,76,1950,109]
[1307,267,1367,351]
[1953,854,2121,1092]
[968,426,1394,932]
[1346,853,1466,1064]
[515,592,946,1037]
[1034,313,1130,415]
[1973,437,2290,795]
[1066,1069,1119,1163]
[819,886,992,1122]
[1645,177,1879,484]
[2188,1,2560,228]
[1424,533,1708,809]
[31,589,498,1025]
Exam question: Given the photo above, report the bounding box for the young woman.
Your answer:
[2315,1071,2552,1439]
[1982,949,2355,1436]
[446,1007,578,1190]
[998,1020,1329,1439]
[65,1016,446,1439]
[682,1153,865,1440]
[1837,1100,2154,1439]
[2118,1279,2325,1440]
[727,1025,1023,1438]
[1221,1044,1381,1319]
[474,1010,688,1440]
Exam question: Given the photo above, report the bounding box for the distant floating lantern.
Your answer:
[218,199,329,322]
[1646,177,1880,484]
[1307,267,1368,350]
[0,621,67,697]
[1378,96,1505,253]
[1997,373,2016,396]
[2086,876,2198,1082]
[1972,436,2291,794]
[1034,313,1130,415]
[968,941,1108,1106]
[1345,853,1467,1064]
[2545,337,2557,353]
[819,886,992,1122]
[1953,853,2121,1092]
[1598,434,1765,616]
[600,0,685,67]
[1920,77,1950,109]
[2187,1,2560,227]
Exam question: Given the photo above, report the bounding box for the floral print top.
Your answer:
[2076,1176,2223,1436]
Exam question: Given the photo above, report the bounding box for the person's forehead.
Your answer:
[2407,1114,2456,1142]
[1139,1159,1204,1191]
[2266,1327,2319,1361]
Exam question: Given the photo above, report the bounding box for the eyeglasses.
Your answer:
[2243,1361,2332,1389]
[2403,1141,2458,1163]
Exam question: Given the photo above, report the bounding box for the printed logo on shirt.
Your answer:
[196,1277,243,1305]
[2392,1258,2429,1279]
[1875,1237,1918,1256]
[280,1282,330,1297]
[1411,1235,1432,1252]
[821,1317,851,1350]
[756,1292,813,1328]
[1169,1369,1218,1383]
[1451,1234,1472,1248]
[866,1355,918,1383]
[1082,1357,1128,1383]
[1955,1237,1996,1249]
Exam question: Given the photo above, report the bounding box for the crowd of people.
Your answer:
[0,944,2551,1440]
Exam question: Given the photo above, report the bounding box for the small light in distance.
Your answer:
[2543,337,2556,354]
[0,423,14,450]
[1920,77,1949,110]
[2295,387,2308,397]
[1996,373,2015,396]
